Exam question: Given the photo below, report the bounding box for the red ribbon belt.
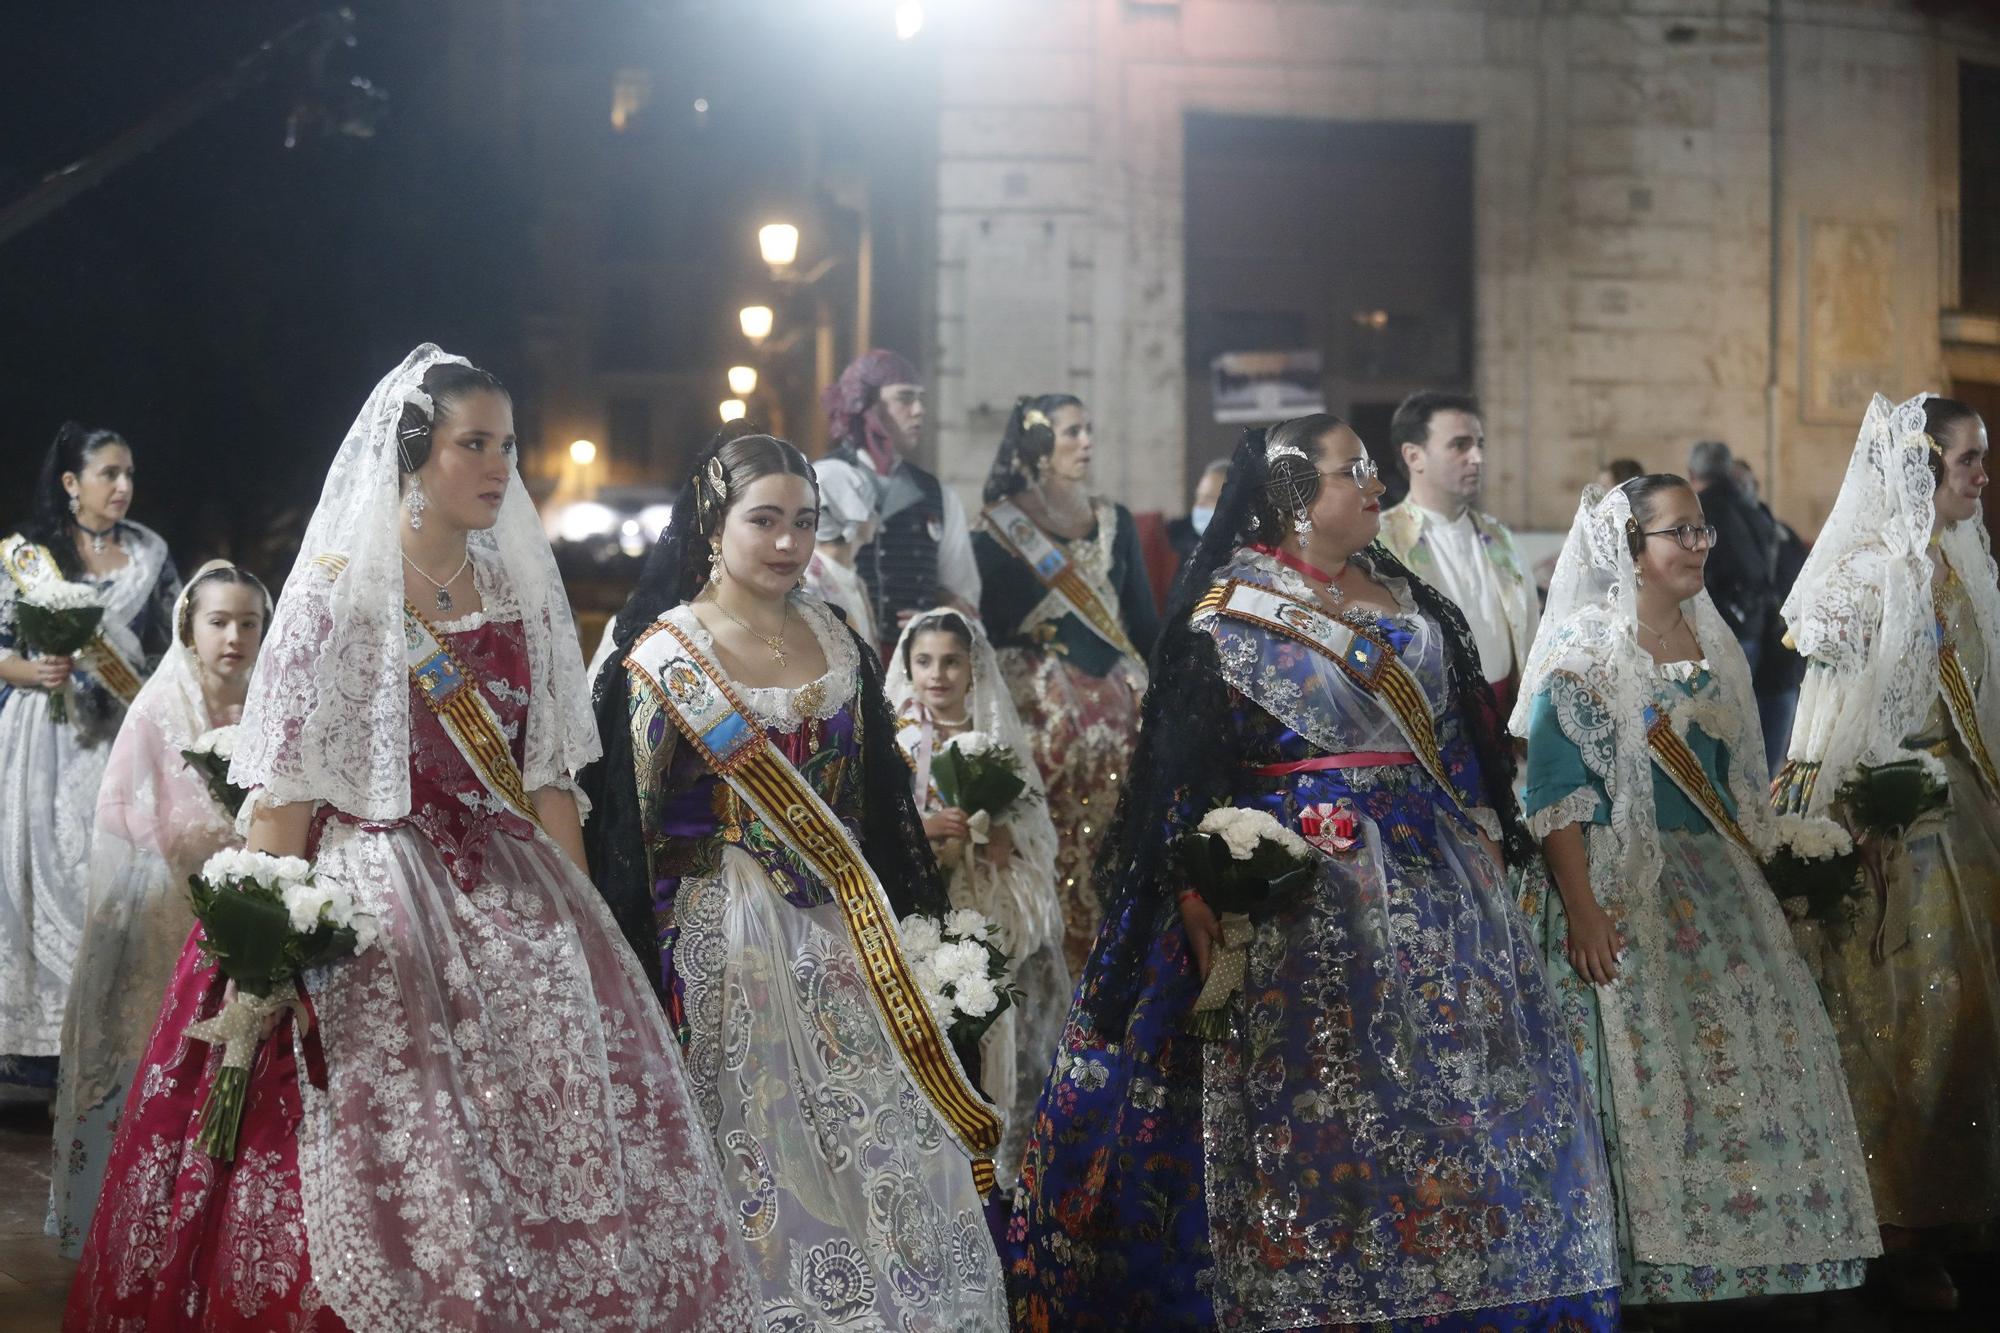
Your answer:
[1251,751,1416,777]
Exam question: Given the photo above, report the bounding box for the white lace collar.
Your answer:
[666,594,858,728]
[1231,545,1420,619]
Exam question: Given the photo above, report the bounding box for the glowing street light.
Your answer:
[569,438,598,465]
[738,304,774,344]
[719,398,748,423]
[727,364,759,396]
[758,223,800,268]
[895,3,924,41]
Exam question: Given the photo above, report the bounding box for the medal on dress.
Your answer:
[1299,798,1361,853]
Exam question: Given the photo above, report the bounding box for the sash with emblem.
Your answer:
[982,498,1139,659]
[1195,579,1470,806]
[311,554,544,830]
[1640,703,1758,859]
[625,617,1004,1191]
[1935,632,2000,798]
[0,533,146,704]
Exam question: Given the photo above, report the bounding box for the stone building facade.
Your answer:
[928,0,2000,535]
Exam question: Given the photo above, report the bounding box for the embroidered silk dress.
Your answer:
[1007,548,1617,1332]
[1523,661,1876,1304]
[1781,554,2000,1229]
[67,599,752,1332]
[974,497,1158,973]
[0,523,177,1100]
[628,599,1008,1332]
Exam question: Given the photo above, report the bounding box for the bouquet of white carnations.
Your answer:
[1764,814,1862,927]
[15,579,104,723]
[930,730,1037,819]
[1182,805,1318,1039]
[898,908,1019,1046]
[185,848,380,1158]
[181,725,248,819]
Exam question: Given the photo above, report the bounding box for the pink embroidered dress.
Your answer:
[67,605,753,1332]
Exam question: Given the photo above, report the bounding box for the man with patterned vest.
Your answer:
[820,349,980,652]
[1378,390,1539,714]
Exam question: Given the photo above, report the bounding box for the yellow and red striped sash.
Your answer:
[627,616,1002,1192]
[1643,705,1757,858]
[1937,642,2000,797]
[982,498,1139,660]
[311,554,544,830]
[1,534,146,704]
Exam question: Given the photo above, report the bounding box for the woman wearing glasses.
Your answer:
[974,396,1158,973]
[1774,394,2000,1313]
[1007,415,1618,1331]
[1514,476,1876,1319]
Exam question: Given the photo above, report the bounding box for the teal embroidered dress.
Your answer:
[1523,661,1876,1305]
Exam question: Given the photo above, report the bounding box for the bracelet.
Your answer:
[1177,889,1203,905]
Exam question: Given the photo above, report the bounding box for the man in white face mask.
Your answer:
[1168,457,1231,562]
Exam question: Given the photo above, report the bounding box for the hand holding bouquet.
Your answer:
[184,848,380,1158]
[1182,805,1317,1039]
[1764,814,1862,927]
[898,908,1019,1047]
[181,725,248,819]
[15,579,104,723]
[930,731,1039,872]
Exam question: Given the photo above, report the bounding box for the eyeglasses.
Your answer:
[1318,457,1380,491]
[1640,524,1719,551]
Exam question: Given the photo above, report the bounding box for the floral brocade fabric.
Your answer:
[1007,550,1617,1331]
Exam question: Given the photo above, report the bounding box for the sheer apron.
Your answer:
[297,818,755,1331]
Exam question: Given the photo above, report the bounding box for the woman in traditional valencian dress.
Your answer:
[583,435,1008,1331]
[1008,415,1618,1332]
[974,395,1158,973]
[885,608,1071,1179]
[1514,477,1877,1314]
[1775,392,2000,1313]
[50,561,269,1253]
[67,346,754,1332]
[0,423,179,1103]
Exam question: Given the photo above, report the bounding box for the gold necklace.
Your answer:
[712,594,790,665]
[1636,610,1686,653]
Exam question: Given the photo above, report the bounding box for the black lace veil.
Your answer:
[1078,425,1534,1032]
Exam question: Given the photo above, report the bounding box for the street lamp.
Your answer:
[758,223,799,269]
[569,439,597,466]
[719,398,747,423]
[727,364,759,396]
[738,304,774,344]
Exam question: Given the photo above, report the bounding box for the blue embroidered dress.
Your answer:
[1006,548,1618,1332]
[1523,661,1876,1305]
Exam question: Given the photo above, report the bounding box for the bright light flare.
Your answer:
[758,223,800,267]
[719,398,748,422]
[895,3,924,41]
[738,305,774,343]
[727,364,759,396]
[569,438,598,465]
[557,501,618,543]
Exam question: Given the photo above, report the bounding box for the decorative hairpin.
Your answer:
[1021,408,1051,432]
[1920,431,1944,456]
[1262,440,1316,536]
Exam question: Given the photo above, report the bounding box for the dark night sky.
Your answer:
[2,1,551,584]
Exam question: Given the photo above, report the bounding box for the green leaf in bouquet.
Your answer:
[15,601,106,656]
[195,888,295,995]
[1762,845,1864,929]
[292,923,360,972]
[1838,760,1949,836]
[931,746,969,811]
[1186,831,1317,917]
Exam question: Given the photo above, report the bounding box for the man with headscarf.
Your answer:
[821,349,979,646]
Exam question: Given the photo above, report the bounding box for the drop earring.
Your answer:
[1294,510,1314,538]
[67,495,80,517]
[404,479,428,530]
[709,540,724,585]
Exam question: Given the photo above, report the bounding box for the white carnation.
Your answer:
[23,580,101,612]
[954,972,1000,1019]
[348,911,382,954]
[1197,805,1309,861]
[943,908,994,943]
[1771,814,1853,861]
[944,730,997,757]
[191,725,241,760]
[932,940,988,987]
[898,914,943,958]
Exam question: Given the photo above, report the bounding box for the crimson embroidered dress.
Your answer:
[67,608,751,1332]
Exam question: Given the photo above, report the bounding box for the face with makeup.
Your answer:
[407,390,517,533]
[1297,424,1387,560]
[1933,414,1991,528]
[1630,483,1711,604]
[187,582,266,686]
[718,472,818,600]
[907,626,973,718]
[65,441,135,531]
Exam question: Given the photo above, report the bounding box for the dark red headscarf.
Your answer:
[821,348,919,475]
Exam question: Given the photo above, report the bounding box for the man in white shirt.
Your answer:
[1376,391,1539,712]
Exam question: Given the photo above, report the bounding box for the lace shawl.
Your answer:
[231,345,598,818]
[1509,485,1773,908]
